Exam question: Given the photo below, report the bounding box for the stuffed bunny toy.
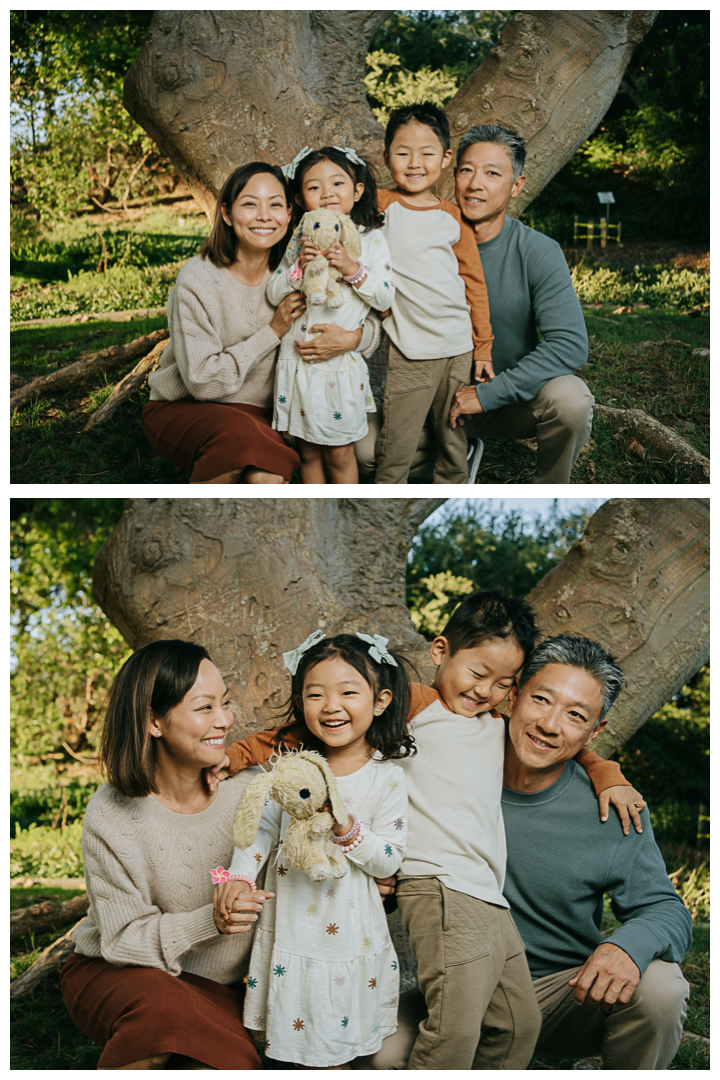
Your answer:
[286,208,362,308]
[233,749,350,882]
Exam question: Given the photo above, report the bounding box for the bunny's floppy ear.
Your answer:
[338,213,362,261]
[308,753,349,828]
[233,771,274,850]
[286,218,306,264]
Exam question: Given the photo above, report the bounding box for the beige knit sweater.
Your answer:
[74,769,263,983]
[148,254,381,408]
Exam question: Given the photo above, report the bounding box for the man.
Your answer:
[448,124,594,483]
[368,633,691,1070]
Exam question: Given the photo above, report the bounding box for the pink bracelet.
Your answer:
[343,262,368,286]
[333,813,360,846]
[210,866,257,891]
[339,822,366,852]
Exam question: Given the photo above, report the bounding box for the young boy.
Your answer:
[211,590,637,1068]
[374,102,494,484]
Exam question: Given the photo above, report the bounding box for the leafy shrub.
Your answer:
[10,260,183,321]
[11,773,101,834]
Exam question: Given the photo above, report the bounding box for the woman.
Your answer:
[142,162,379,484]
[61,640,270,1069]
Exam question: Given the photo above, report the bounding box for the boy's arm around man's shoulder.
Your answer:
[446,201,493,366]
[225,725,305,775]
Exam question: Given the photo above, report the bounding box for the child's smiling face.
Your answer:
[298,159,364,216]
[384,120,453,203]
[430,635,525,717]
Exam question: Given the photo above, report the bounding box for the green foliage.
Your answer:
[370,11,512,84]
[11,11,171,220]
[569,264,709,309]
[365,50,459,125]
[614,667,709,847]
[407,502,591,640]
[11,499,131,763]
[11,769,101,834]
[668,863,710,924]
[526,12,709,244]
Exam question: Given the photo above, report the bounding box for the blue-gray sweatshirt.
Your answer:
[501,760,692,980]
[475,216,588,412]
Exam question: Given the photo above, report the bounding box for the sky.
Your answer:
[427,497,607,527]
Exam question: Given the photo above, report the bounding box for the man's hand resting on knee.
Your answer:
[569,942,640,1007]
[449,385,484,429]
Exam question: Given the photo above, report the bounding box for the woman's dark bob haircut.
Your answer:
[200,162,292,271]
[281,634,415,761]
[99,639,212,798]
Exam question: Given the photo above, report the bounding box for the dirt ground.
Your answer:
[563,241,709,272]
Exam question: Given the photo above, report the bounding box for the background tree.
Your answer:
[11,10,173,219]
[93,498,708,759]
[123,9,657,219]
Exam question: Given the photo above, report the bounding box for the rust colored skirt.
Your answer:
[142,400,299,483]
[61,952,262,1069]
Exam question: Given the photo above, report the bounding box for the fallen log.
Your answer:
[84,337,171,431]
[593,405,710,482]
[10,329,169,415]
[10,923,79,999]
[11,893,89,941]
[10,372,30,390]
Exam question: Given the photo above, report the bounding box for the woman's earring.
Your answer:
[374,708,383,715]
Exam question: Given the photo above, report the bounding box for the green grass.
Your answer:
[10,207,710,485]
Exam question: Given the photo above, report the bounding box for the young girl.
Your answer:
[213,632,413,1069]
[267,147,395,484]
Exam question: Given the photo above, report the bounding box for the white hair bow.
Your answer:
[282,629,326,675]
[281,146,314,180]
[333,146,365,168]
[356,633,398,667]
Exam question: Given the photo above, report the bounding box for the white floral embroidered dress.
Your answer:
[267,228,395,445]
[227,757,407,1067]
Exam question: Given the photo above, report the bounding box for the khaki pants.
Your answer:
[356,373,594,485]
[533,959,689,1069]
[361,879,541,1070]
[373,343,473,484]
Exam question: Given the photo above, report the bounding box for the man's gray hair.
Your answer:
[457,124,526,181]
[518,634,625,722]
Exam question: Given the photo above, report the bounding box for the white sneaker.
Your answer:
[466,438,484,484]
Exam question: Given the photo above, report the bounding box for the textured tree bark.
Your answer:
[93,498,444,741]
[124,10,657,218]
[93,498,707,754]
[124,10,389,217]
[526,498,709,756]
[593,405,710,483]
[440,10,659,210]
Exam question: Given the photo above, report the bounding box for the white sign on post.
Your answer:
[597,191,615,224]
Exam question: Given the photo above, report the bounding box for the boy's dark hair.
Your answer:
[440,586,538,660]
[290,146,385,231]
[281,634,415,760]
[99,639,213,798]
[200,161,292,271]
[384,101,451,154]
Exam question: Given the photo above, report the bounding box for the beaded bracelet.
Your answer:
[333,813,360,846]
[338,822,366,853]
[228,874,258,892]
[343,262,368,286]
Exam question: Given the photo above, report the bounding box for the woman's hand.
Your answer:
[294,324,362,365]
[270,291,306,339]
[213,880,275,934]
[299,236,322,269]
[325,242,362,281]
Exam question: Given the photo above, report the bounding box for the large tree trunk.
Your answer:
[93,499,444,740]
[93,498,708,753]
[124,10,657,219]
[526,498,709,756]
